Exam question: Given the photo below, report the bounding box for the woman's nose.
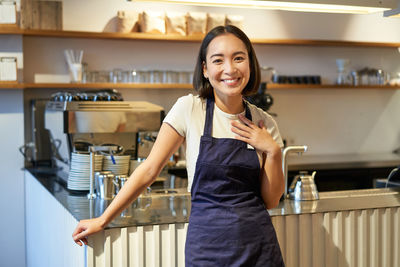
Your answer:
[223,60,236,74]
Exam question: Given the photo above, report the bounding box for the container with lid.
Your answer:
[289,171,319,201]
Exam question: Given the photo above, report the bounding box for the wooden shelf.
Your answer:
[0,28,204,42]
[14,82,400,90]
[251,38,400,48]
[1,27,400,48]
[0,82,22,89]
[267,84,400,90]
[0,24,22,33]
[23,82,194,89]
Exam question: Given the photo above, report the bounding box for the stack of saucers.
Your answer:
[68,152,104,191]
[103,155,131,175]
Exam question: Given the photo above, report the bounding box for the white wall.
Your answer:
[0,90,25,267]
[0,34,25,266]
[59,0,400,43]
[23,0,400,155]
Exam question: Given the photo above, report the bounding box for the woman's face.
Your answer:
[203,33,250,100]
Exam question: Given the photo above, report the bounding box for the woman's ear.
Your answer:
[202,61,208,79]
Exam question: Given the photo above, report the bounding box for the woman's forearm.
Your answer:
[260,150,285,209]
[98,123,184,227]
[98,162,158,227]
[72,123,184,246]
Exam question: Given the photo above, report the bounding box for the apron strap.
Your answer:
[204,98,214,137]
[244,100,252,121]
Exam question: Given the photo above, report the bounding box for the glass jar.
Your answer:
[150,70,163,83]
[110,68,123,83]
[98,71,109,83]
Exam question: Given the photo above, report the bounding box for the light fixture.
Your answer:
[384,1,400,17]
[130,0,398,14]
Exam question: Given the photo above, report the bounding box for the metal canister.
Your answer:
[95,172,115,200]
[350,71,359,86]
[377,69,385,85]
[114,174,128,195]
[94,171,112,194]
[113,174,132,217]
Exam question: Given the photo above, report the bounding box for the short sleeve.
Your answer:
[247,101,284,148]
[266,117,284,148]
[163,95,193,137]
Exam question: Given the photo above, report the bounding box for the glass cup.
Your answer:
[137,70,150,83]
[69,63,82,83]
[81,63,88,83]
[110,68,123,83]
[64,49,84,83]
[178,71,192,84]
[98,71,109,83]
[150,70,163,83]
[130,69,139,83]
[121,71,130,83]
[87,71,99,83]
[164,70,178,83]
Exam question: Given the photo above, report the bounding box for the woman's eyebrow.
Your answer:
[209,51,246,59]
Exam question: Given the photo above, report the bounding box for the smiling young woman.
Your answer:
[73,25,285,267]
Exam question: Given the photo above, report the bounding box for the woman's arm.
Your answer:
[231,114,284,209]
[259,149,284,209]
[72,123,184,246]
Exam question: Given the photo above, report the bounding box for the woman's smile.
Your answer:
[222,77,241,86]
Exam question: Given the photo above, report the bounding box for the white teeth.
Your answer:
[224,79,237,83]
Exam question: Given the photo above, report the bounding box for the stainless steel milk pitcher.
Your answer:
[95,172,115,200]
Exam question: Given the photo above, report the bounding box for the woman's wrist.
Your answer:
[265,144,281,158]
[97,215,109,229]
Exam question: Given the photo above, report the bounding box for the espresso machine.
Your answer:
[43,100,164,183]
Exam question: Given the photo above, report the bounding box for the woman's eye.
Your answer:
[212,59,223,64]
[234,56,245,62]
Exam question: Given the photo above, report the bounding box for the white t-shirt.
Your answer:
[163,94,284,192]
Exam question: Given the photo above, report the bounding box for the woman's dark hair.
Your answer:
[193,25,260,99]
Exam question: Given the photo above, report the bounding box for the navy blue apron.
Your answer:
[185,98,285,267]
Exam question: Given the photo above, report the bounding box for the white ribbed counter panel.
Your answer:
[272,208,400,267]
[88,223,188,267]
[88,208,400,267]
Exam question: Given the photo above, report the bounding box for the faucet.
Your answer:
[282,145,308,198]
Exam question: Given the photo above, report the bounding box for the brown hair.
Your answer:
[192,25,260,99]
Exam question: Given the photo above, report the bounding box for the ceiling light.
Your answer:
[130,0,398,14]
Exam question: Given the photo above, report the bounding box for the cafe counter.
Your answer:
[25,170,400,267]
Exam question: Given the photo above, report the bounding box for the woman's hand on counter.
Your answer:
[72,217,106,246]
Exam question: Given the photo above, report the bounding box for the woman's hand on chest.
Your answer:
[231,114,281,156]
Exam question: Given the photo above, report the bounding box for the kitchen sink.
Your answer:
[128,188,190,213]
[146,188,189,197]
[153,189,179,194]
[319,188,399,199]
